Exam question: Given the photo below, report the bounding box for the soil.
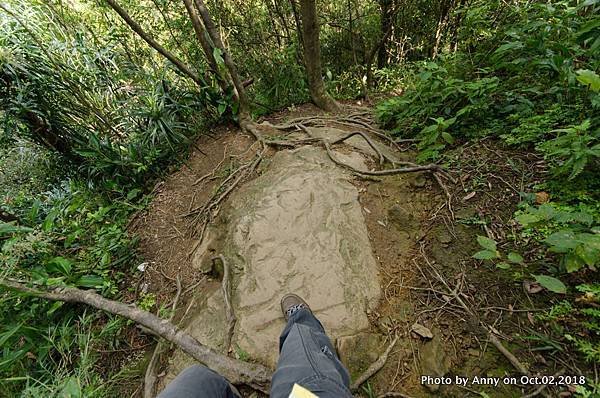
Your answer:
[126,104,580,397]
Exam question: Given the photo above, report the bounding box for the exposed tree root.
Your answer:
[214,255,236,354]
[0,279,271,392]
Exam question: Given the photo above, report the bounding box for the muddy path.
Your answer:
[130,104,550,397]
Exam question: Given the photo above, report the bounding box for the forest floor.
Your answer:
[126,103,575,398]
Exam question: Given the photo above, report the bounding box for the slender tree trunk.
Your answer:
[298,0,339,111]
[377,0,393,69]
[181,0,229,93]
[193,0,251,118]
[104,0,202,85]
[273,0,292,44]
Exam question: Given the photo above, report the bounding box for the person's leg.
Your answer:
[157,364,240,398]
[270,296,352,398]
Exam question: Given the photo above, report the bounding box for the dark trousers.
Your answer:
[157,309,352,398]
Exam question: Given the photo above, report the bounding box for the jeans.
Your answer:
[157,309,352,398]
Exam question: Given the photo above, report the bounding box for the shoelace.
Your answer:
[285,303,306,318]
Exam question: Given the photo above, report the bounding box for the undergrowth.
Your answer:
[377,0,600,388]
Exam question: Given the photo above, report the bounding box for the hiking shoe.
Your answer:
[281,293,311,321]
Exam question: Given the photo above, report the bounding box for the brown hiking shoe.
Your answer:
[281,293,311,321]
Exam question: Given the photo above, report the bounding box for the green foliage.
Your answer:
[376,61,498,159]
[537,120,600,180]
[516,203,600,273]
[472,235,524,270]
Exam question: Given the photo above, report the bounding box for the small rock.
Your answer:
[137,262,148,272]
[411,174,427,188]
[388,205,415,230]
[420,334,451,392]
[411,323,434,339]
[467,348,480,357]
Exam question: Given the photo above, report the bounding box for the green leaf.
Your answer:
[515,213,541,226]
[496,262,511,270]
[477,235,497,251]
[46,257,73,276]
[473,250,499,260]
[534,275,567,294]
[507,252,524,264]
[42,210,58,232]
[0,222,33,237]
[441,132,455,144]
[126,189,141,201]
[76,275,104,288]
[545,230,578,252]
[212,48,224,66]
[576,69,600,92]
[564,253,585,273]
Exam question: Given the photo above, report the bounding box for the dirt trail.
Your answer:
[132,105,540,397]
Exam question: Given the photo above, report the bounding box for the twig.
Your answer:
[0,279,271,392]
[488,332,528,376]
[521,368,565,398]
[351,336,399,392]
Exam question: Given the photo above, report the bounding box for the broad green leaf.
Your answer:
[212,48,224,66]
[477,235,497,251]
[576,69,600,92]
[545,230,578,252]
[60,377,81,398]
[127,189,141,201]
[515,213,541,226]
[441,132,455,144]
[0,222,33,237]
[564,253,585,272]
[42,210,58,232]
[46,257,73,275]
[534,274,567,294]
[496,262,511,270]
[507,252,524,264]
[473,250,499,260]
[76,275,104,288]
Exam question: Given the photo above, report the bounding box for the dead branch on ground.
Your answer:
[0,279,271,392]
[351,336,399,392]
[415,247,532,380]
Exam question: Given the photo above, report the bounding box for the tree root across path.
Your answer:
[0,111,455,394]
[0,279,271,393]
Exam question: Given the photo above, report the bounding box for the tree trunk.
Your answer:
[181,0,229,93]
[105,0,202,85]
[193,0,250,115]
[298,0,339,112]
[377,0,393,69]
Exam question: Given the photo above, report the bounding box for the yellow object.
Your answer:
[289,383,319,398]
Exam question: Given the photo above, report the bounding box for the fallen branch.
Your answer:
[0,279,271,392]
[351,336,399,392]
[487,332,528,376]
